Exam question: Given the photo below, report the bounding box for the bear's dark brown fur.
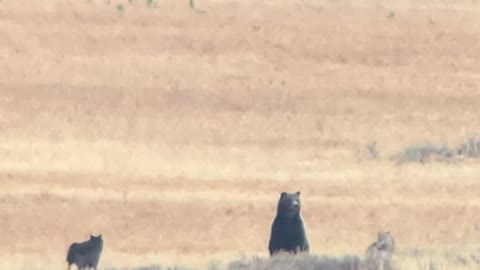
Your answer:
[268,191,309,256]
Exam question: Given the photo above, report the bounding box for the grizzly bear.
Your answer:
[268,191,309,256]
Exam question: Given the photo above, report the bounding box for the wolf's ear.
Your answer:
[280,192,287,198]
[99,234,102,238]
[295,191,301,196]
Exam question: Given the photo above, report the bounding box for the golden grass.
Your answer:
[1,0,480,269]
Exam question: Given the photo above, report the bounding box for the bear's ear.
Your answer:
[280,192,287,198]
[99,234,102,238]
[295,191,301,196]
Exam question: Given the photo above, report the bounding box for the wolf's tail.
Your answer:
[66,244,76,264]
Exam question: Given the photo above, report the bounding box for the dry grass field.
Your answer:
[1,0,480,269]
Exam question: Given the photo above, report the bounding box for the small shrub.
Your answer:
[355,141,379,161]
[147,0,157,8]
[116,3,125,13]
[471,253,480,265]
[455,135,480,158]
[366,141,379,159]
[190,0,207,14]
[387,11,395,19]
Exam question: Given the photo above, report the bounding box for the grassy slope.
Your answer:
[0,0,480,269]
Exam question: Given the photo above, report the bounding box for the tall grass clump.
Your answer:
[228,254,363,270]
[389,143,453,165]
[105,265,195,270]
[389,135,480,165]
[455,135,480,158]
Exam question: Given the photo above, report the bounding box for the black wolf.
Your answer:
[66,234,103,270]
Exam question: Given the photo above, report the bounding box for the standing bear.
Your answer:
[268,191,310,256]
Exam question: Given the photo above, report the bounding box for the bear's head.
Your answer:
[277,191,302,218]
